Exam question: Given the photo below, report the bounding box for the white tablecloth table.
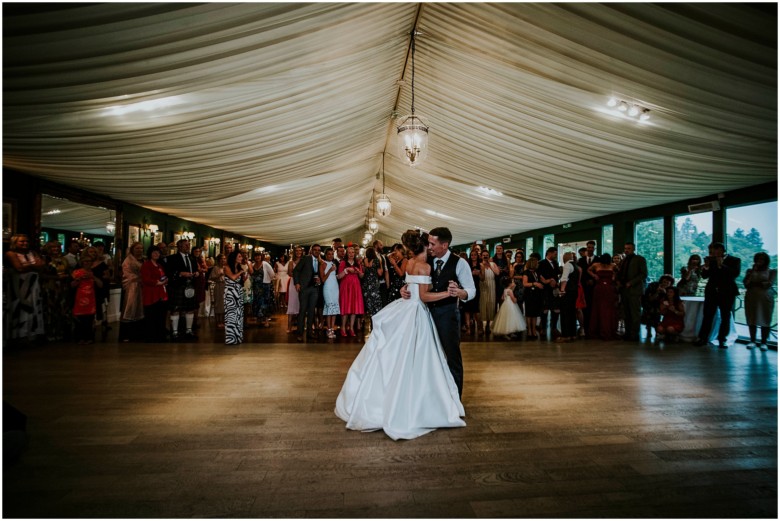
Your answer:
[681,296,738,345]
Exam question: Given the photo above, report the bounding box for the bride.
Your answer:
[335,229,466,440]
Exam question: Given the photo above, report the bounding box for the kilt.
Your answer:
[168,282,198,312]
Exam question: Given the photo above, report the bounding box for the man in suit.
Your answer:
[577,240,598,334]
[694,242,741,349]
[420,227,476,397]
[616,241,648,341]
[165,238,202,340]
[537,247,561,339]
[292,244,322,341]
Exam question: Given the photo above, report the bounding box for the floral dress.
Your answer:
[362,260,382,317]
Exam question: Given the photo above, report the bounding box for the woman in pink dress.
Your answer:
[587,254,619,340]
[337,245,365,336]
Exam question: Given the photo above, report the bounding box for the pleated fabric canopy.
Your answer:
[3,3,776,246]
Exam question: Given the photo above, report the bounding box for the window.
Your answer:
[525,237,533,256]
[635,218,664,282]
[542,234,555,254]
[673,212,712,289]
[727,201,778,341]
[602,225,613,256]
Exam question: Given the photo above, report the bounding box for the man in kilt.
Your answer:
[165,239,202,340]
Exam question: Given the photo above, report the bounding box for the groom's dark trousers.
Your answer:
[430,302,463,397]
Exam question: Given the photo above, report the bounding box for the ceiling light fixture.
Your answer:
[368,191,379,234]
[105,210,116,235]
[376,154,391,217]
[606,97,651,122]
[396,29,429,167]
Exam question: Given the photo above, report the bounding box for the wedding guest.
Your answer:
[224,250,248,345]
[657,286,685,343]
[386,243,407,303]
[6,234,46,344]
[491,277,526,340]
[694,242,741,349]
[743,251,776,350]
[537,247,561,340]
[558,251,582,342]
[84,246,111,338]
[63,239,80,271]
[616,242,647,341]
[320,247,340,338]
[373,239,390,308]
[286,245,302,333]
[479,249,500,335]
[511,250,526,318]
[252,251,274,327]
[275,253,290,310]
[463,249,482,335]
[612,254,623,271]
[141,245,169,342]
[577,241,597,333]
[165,239,201,341]
[93,241,113,333]
[361,247,383,328]
[641,274,675,340]
[119,242,145,342]
[209,254,227,328]
[70,253,103,345]
[191,246,208,329]
[678,254,703,296]
[41,240,71,341]
[587,254,619,341]
[293,244,322,341]
[522,257,544,339]
[337,245,364,337]
[241,251,254,324]
[492,244,510,312]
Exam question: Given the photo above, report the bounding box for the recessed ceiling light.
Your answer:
[477,186,502,196]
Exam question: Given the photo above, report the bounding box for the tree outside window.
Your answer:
[635,218,664,282]
[674,213,712,293]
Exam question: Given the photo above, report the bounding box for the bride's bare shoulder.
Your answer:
[406,259,431,277]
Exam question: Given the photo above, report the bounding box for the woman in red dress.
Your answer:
[587,254,619,340]
[337,245,364,336]
[141,245,170,342]
[657,286,685,342]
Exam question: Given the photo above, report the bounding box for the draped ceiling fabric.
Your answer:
[3,3,777,246]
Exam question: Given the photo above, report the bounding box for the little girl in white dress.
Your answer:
[491,278,526,339]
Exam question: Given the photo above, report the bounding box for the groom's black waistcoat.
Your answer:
[428,253,461,307]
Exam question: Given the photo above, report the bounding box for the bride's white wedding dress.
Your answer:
[335,275,466,440]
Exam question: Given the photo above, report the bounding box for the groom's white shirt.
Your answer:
[437,250,477,302]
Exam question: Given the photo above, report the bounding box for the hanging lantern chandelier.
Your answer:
[105,210,116,235]
[376,154,391,217]
[368,192,379,233]
[396,28,429,168]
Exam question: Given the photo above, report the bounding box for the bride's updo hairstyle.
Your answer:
[401,229,429,256]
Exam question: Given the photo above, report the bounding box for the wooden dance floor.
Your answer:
[3,315,777,518]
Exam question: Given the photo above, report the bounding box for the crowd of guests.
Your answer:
[4,233,777,350]
[457,240,776,350]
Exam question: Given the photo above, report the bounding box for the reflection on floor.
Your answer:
[3,313,777,518]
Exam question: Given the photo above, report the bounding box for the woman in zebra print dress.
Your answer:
[224,250,247,345]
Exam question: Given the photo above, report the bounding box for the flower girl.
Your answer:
[491,277,526,339]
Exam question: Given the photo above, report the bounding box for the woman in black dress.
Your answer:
[386,243,407,303]
[522,257,544,339]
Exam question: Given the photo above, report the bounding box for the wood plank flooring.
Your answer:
[3,316,777,518]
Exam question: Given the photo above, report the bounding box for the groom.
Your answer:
[404,227,476,397]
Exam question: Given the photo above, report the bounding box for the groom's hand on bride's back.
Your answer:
[400,285,411,299]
